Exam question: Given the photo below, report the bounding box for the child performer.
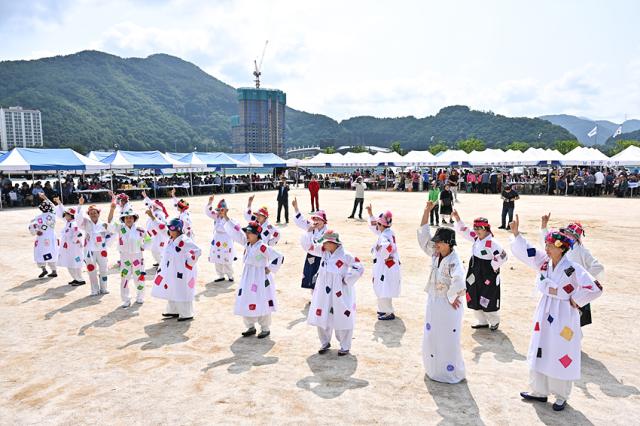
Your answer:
[452,210,508,330]
[540,214,604,326]
[366,204,401,320]
[417,201,467,384]
[29,193,59,278]
[225,217,284,339]
[77,196,114,295]
[292,197,327,300]
[53,196,86,286]
[170,188,194,239]
[510,215,602,411]
[244,194,281,246]
[152,218,202,321]
[301,230,364,356]
[142,190,169,267]
[110,202,147,308]
[205,196,236,282]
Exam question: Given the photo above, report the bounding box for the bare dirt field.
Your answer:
[1,188,638,425]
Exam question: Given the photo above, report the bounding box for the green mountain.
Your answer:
[539,114,640,146]
[0,50,576,153]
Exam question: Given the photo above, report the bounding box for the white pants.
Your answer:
[120,254,145,303]
[86,251,109,295]
[529,370,572,401]
[317,326,353,351]
[474,310,500,326]
[215,262,234,279]
[377,297,394,314]
[165,300,194,319]
[151,249,162,264]
[68,267,84,281]
[37,261,57,271]
[243,315,271,332]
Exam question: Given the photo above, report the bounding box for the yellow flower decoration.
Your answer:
[554,240,563,248]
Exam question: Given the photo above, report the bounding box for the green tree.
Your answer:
[390,141,403,155]
[324,146,336,154]
[506,141,530,151]
[457,137,485,153]
[351,145,367,153]
[429,143,448,155]
[555,139,581,154]
[609,140,640,155]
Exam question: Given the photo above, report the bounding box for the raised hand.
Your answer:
[208,195,215,204]
[141,190,147,199]
[38,192,46,200]
[366,203,373,217]
[248,194,255,206]
[170,188,176,198]
[509,214,520,236]
[451,209,460,222]
[52,196,60,205]
[541,212,551,229]
[291,197,298,211]
[78,195,85,205]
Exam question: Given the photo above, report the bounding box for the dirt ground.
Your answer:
[1,188,638,425]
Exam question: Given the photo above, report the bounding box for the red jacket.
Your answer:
[308,180,320,195]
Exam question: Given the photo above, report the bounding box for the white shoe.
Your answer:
[135,299,144,305]
[101,289,110,295]
[121,301,131,308]
[90,292,99,296]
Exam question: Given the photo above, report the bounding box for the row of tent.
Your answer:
[0,146,639,172]
[298,146,640,167]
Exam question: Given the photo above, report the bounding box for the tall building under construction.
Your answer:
[231,88,286,156]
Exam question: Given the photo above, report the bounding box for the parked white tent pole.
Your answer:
[222,169,226,194]
[152,169,157,199]
[385,167,388,191]
[58,170,64,203]
[189,169,194,196]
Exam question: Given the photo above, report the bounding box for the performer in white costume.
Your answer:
[301,229,364,356]
[417,201,467,384]
[169,188,194,239]
[142,190,169,267]
[152,218,202,321]
[540,214,604,327]
[29,193,59,278]
[77,196,114,295]
[292,197,327,302]
[366,204,401,321]
[53,197,86,286]
[244,195,281,246]
[509,214,603,411]
[225,218,284,339]
[204,196,235,282]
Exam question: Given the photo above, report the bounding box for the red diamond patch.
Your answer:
[563,283,575,294]
[260,245,267,253]
[559,354,573,368]
[335,260,344,268]
[316,308,322,316]
[534,322,540,331]
[385,259,395,268]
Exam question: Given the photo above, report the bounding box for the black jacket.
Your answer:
[277,184,289,202]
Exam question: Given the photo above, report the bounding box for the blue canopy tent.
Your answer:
[0,148,109,206]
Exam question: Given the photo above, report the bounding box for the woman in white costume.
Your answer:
[204,196,235,282]
[29,193,59,278]
[417,201,467,384]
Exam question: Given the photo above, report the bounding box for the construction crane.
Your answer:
[253,40,268,88]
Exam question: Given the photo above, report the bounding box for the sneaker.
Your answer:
[520,392,548,403]
[378,313,396,321]
[471,324,489,329]
[75,280,86,286]
[214,277,225,282]
[337,349,350,356]
[241,327,257,337]
[228,277,234,282]
[552,399,567,411]
[135,299,144,305]
[38,270,48,278]
[257,330,271,339]
[47,271,58,278]
[121,301,131,309]
[490,323,500,331]
[100,289,110,295]
[162,313,179,318]
[69,280,78,285]
[318,343,331,354]
[177,316,194,322]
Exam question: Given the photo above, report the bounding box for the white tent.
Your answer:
[397,150,439,166]
[300,152,344,167]
[608,145,640,166]
[561,146,609,166]
[434,149,471,166]
[372,151,405,166]
[331,152,379,167]
[0,148,109,172]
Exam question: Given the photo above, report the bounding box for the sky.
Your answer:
[1,0,639,122]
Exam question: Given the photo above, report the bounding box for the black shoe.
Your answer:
[214,277,225,282]
[520,392,548,403]
[347,216,354,219]
[257,330,271,339]
[69,280,78,285]
[471,324,489,329]
[318,343,331,354]
[358,216,363,220]
[552,400,567,411]
[338,349,350,356]
[75,280,86,286]
[228,277,234,282]
[153,263,159,267]
[490,323,500,331]
[177,317,194,322]
[48,271,58,278]
[38,270,48,278]
[162,313,179,318]
[376,311,383,315]
[242,327,257,337]
[379,313,396,321]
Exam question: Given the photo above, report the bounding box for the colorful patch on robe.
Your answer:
[187,278,195,288]
[537,348,542,358]
[479,296,490,308]
[316,308,322,316]
[559,354,573,368]
[466,273,475,285]
[564,266,575,277]
[426,322,431,330]
[527,248,536,257]
[547,314,554,324]
[446,364,455,372]
[335,260,344,268]
[562,283,575,294]
[560,326,574,341]
[251,284,258,292]
[264,279,270,287]
[249,304,256,311]
[343,309,351,317]
[260,245,267,253]
[87,264,95,272]
[480,249,488,256]
[466,292,471,302]
[386,244,393,253]
[154,275,163,285]
[336,290,342,297]
[268,299,274,307]
[385,259,395,268]
[485,240,492,248]
[325,286,331,294]
[534,322,540,331]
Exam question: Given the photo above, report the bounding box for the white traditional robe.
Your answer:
[301,233,364,331]
[152,234,201,302]
[510,234,603,381]
[111,221,147,302]
[368,220,401,299]
[55,205,85,269]
[244,208,281,246]
[29,208,59,265]
[204,203,236,265]
[144,197,169,263]
[417,224,467,384]
[294,211,327,241]
[225,220,284,317]
[77,206,114,294]
[172,196,194,239]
